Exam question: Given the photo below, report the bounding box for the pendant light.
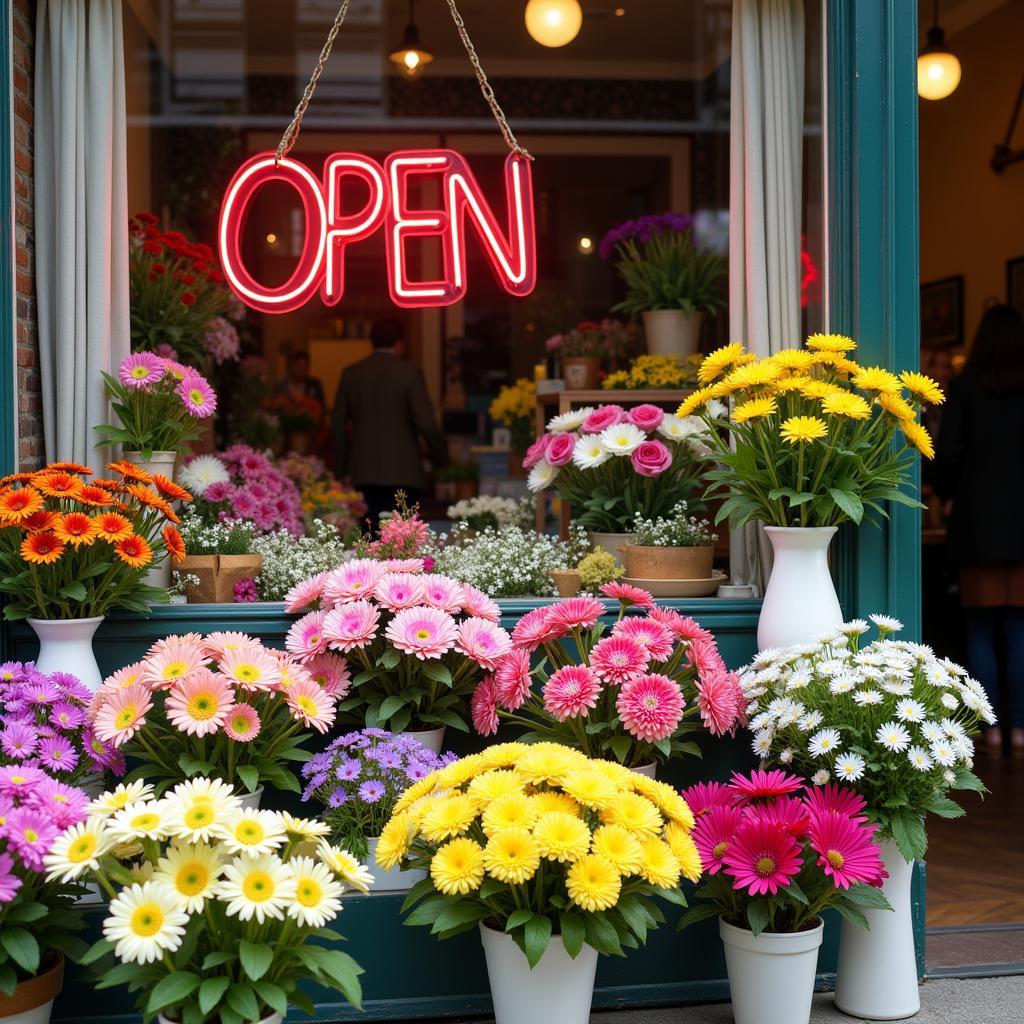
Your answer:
[389,0,434,78]
[524,0,583,49]
[918,0,961,101]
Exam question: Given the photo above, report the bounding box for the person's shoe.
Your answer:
[982,727,1003,757]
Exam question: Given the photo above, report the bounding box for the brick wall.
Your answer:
[12,0,41,470]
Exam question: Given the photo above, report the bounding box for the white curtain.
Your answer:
[34,0,130,465]
[728,0,806,594]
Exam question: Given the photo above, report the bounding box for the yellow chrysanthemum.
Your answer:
[877,392,916,423]
[516,744,587,786]
[665,822,703,882]
[697,343,755,384]
[630,777,696,831]
[799,379,844,401]
[481,792,538,836]
[432,754,487,790]
[780,415,828,444]
[637,837,681,888]
[588,760,635,787]
[375,812,413,871]
[833,357,861,376]
[476,743,530,771]
[591,825,643,875]
[566,854,621,912]
[483,827,541,885]
[419,795,479,844]
[821,391,872,420]
[806,332,857,353]
[851,365,902,394]
[769,349,815,372]
[714,360,782,397]
[430,837,485,895]
[732,397,778,424]
[901,420,935,459]
[899,371,945,405]
[532,812,592,863]
[602,792,664,837]
[531,791,580,817]
[676,385,717,418]
[561,769,619,810]
[394,776,441,815]
[468,770,525,804]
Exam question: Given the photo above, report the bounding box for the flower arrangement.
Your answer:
[631,501,716,548]
[603,353,701,391]
[251,520,351,602]
[489,378,537,451]
[446,495,532,532]
[523,403,708,533]
[178,510,256,556]
[739,617,994,860]
[678,336,942,527]
[202,315,241,366]
[278,454,366,536]
[677,771,889,935]
[545,319,642,365]
[263,392,323,434]
[57,779,366,1022]
[300,729,454,859]
[284,561,511,734]
[87,632,346,796]
[97,352,217,457]
[0,461,189,620]
[359,496,431,562]
[600,213,726,319]
[379,742,699,964]
[575,547,624,590]
[472,587,744,767]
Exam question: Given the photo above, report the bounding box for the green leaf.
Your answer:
[785,876,809,905]
[201,951,236,970]
[198,976,230,1015]
[676,904,721,932]
[833,901,870,930]
[238,940,273,982]
[377,694,409,722]
[0,963,16,997]
[225,982,261,1023]
[432,901,488,935]
[0,928,39,974]
[147,972,202,1014]
[889,809,927,861]
[952,767,986,793]
[308,949,364,1010]
[608,734,633,763]
[377,648,400,671]
[829,488,864,524]
[236,764,260,794]
[652,885,688,908]
[615,895,649,940]
[80,938,114,966]
[560,912,586,958]
[745,899,769,937]
[4,903,47,925]
[254,980,288,1017]
[58,581,87,602]
[923,793,964,819]
[843,884,893,911]
[403,895,449,928]
[584,912,623,957]
[421,662,452,686]
[504,909,534,932]
[523,914,553,969]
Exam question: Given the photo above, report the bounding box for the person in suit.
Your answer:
[331,318,448,531]
[935,304,1024,757]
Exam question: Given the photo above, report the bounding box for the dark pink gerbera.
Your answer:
[802,784,869,822]
[687,636,727,676]
[692,803,743,874]
[681,780,734,817]
[612,617,675,662]
[547,596,606,633]
[808,813,886,890]
[589,634,650,686]
[696,667,742,736]
[650,609,714,646]
[721,814,803,896]
[543,665,602,722]
[511,606,562,652]
[729,768,805,801]
[599,581,655,610]
[755,796,811,838]
[471,675,500,736]
[616,673,684,742]
[494,648,533,710]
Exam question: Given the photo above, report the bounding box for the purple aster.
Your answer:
[0,662,21,682]
[5,808,58,870]
[364,745,389,763]
[0,853,23,904]
[0,722,38,761]
[23,679,60,705]
[365,728,390,739]
[335,759,361,782]
[0,764,46,796]
[38,736,78,775]
[49,700,85,731]
[349,736,371,750]
[81,727,119,772]
[327,788,348,808]
[405,762,431,781]
[306,753,332,776]
[378,749,402,770]
[27,779,88,829]
[357,780,385,804]
[0,795,15,827]
[56,677,92,705]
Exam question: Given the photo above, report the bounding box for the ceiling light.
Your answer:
[576,234,594,255]
[918,1,960,101]
[524,0,583,49]
[389,0,433,79]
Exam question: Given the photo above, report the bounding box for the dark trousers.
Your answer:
[359,485,422,535]
[964,606,1024,729]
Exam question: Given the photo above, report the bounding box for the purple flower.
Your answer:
[328,788,348,808]
[5,807,58,870]
[335,758,361,782]
[379,749,402,770]
[38,736,78,774]
[405,762,431,781]
[357,780,385,804]
[1,723,38,761]
[23,679,60,705]
[0,662,21,682]
[119,351,165,390]
[364,745,390,763]
[233,578,258,603]
[0,765,45,796]
[599,211,696,259]
[27,778,88,829]
[49,700,85,731]
[0,853,23,904]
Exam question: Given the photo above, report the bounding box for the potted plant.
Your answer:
[87,632,345,802]
[177,511,262,603]
[679,771,889,1024]
[679,336,941,649]
[489,378,537,456]
[622,501,717,588]
[602,352,701,391]
[55,779,367,1024]
[575,546,624,592]
[739,617,995,1019]
[471,586,743,776]
[600,214,726,359]
[377,742,700,1024]
[545,320,641,389]
[0,462,188,690]
[250,520,349,602]
[300,728,454,892]
[447,495,531,533]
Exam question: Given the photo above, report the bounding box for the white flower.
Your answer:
[895,699,926,723]
[798,710,824,731]
[930,741,957,767]
[960,688,995,723]
[786,669,812,691]
[703,399,728,420]
[571,434,611,470]
[941,718,966,741]
[164,778,239,843]
[316,840,376,893]
[943,769,956,784]
[752,730,774,756]
[750,711,778,731]
[103,882,189,964]
[87,781,155,817]
[883,679,913,696]
[869,614,904,633]
[281,813,332,840]
[853,689,883,706]
[940,691,959,710]
[546,406,594,434]
[217,853,297,924]
[288,856,344,928]
[809,728,842,757]
[752,647,787,669]
[779,748,794,764]
[907,745,933,770]
[213,809,288,856]
[178,454,230,496]
[598,421,646,455]
[829,675,857,695]
[155,841,225,913]
[657,415,704,441]
[841,619,869,636]
[108,800,171,844]
[877,721,911,752]
[44,820,114,882]
[942,657,968,677]
[835,753,866,781]
[920,720,945,743]
[811,769,830,786]
[526,458,560,493]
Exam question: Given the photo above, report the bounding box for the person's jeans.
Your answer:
[964,606,1024,729]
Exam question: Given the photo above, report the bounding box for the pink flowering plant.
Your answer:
[284,560,510,734]
[678,771,890,936]
[471,583,744,768]
[524,402,708,533]
[87,632,348,796]
[96,351,217,457]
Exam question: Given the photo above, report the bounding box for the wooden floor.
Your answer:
[926,756,1024,927]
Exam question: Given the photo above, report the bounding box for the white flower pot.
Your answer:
[835,838,920,1020]
[631,760,657,779]
[399,726,445,754]
[27,616,104,692]
[236,786,264,810]
[758,526,843,651]
[720,917,824,1024]
[479,923,598,1024]
[0,954,63,1024]
[642,309,702,359]
[123,450,177,591]
[367,835,426,892]
[586,531,637,570]
[158,1014,281,1024]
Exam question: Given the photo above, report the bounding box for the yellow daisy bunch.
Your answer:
[489,378,536,428]
[602,353,702,390]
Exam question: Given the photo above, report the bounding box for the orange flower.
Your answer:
[94,512,133,542]
[34,472,83,499]
[0,473,34,486]
[23,510,59,533]
[114,534,153,568]
[92,478,122,491]
[47,462,93,475]
[0,488,44,524]
[106,461,152,484]
[162,525,186,564]
[76,485,113,508]
[20,531,66,564]
[151,475,192,503]
[53,512,100,547]
[124,484,164,508]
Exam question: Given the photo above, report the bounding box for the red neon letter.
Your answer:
[218,153,327,314]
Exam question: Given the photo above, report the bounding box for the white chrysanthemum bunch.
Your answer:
[740,615,995,861]
[47,778,367,1021]
[252,519,351,600]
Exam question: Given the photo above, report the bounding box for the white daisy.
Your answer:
[751,730,774,757]
[657,415,702,441]
[546,406,594,434]
[155,842,224,913]
[869,614,903,634]
[961,689,995,722]
[164,778,238,843]
[316,840,375,893]
[281,813,332,840]
[786,669,813,691]
[942,657,968,677]
[86,781,155,818]
[829,676,856,695]
[853,689,883,706]
[920,720,945,743]
[526,458,560,493]
[941,718,967,742]
[895,699,926,723]
[930,741,957,767]
[103,882,189,964]
[598,421,646,455]
[750,711,778,732]
[571,434,611,470]
[840,619,869,636]
[798,710,824,732]
[108,800,171,844]
[907,745,933,771]
[808,728,842,757]
[943,769,956,784]
[703,398,729,420]
[178,454,231,497]
[882,679,913,696]
[940,691,959,710]
[835,753,866,782]
[217,853,296,924]
[212,809,287,856]
[752,648,787,669]
[44,820,114,882]
[288,856,345,928]
[811,769,830,786]
[876,721,911,752]
[778,703,805,728]
[778,748,794,764]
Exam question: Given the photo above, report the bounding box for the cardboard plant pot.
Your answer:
[0,952,64,1024]
[179,553,263,603]
[550,569,581,597]
[622,544,715,581]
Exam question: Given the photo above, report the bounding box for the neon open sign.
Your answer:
[218,149,537,312]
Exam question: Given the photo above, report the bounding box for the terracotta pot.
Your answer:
[622,544,715,580]
[562,356,601,390]
[550,569,581,597]
[0,952,63,1024]
[179,553,263,603]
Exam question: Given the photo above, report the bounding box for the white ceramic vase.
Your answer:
[642,309,702,359]
[720,917,824,1024]
[367,836,426,892]
[834,838,920,1020]
[0,954,63,1024]
[123,450,177,591]
[236,786,264,810]
[27,616,104,692]
[631,761,657,779]
[158,1014,281,1024]
[586,531,637,570]
[399,726,445,755]
[479,924,598,1024]
[757,526,843,651]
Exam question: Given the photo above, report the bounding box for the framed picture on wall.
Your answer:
[920,276,964,348]
[1007,256,1024,318]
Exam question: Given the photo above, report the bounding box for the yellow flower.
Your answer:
[588,760,634,787]
[901,420,935,459]
[483,827,540,884]
[769,349,815,372]
[531,791,580,817]
[532,811,592,863]
[561,769,619,810]
[591,825,643,875]
[773,375,813,394]
[630,777,696,830]
[715,360,782,395]
[780,416,828,444]
[806,332,857,352]
[517,744,587,786]
[799,379,844,401]
[566,854,621,912]
[433,754,487,790]
[419,795,479,844]
[430,837,485,895]
[833,357,861,376]
[665,822,703,882]
[602,792,664,837]
[481,792,538,835]
[851,365,902,394]
[477,743,531,771]
[393,776,439,815]
[468,770,525,804]
[602,370,629,389]
[732,397,778,423]
[676,385,717,418]
[877,392,916,423]
[821,391,872,420]
[637,836,681,888]
[697,343,755,384]
[375,812,413,871]
[489,378,536,428]
[900,371,945,405]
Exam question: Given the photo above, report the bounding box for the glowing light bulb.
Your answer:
[917,25,960,101]
[576,235,593,254]
[404,50,420,70]
[265,233,278,245]
[524,0,583,48]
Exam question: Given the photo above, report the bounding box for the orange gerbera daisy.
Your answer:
[162,525,186,564]
[106,461,152,484]
[124,483,164,508]
[92,478,122,491]
[76,485,112,508]
[20,531,66,565]
[53,512,100,547]
[0,488,44,524]
[115,534,153,568]
[151,474,192,503]
[47,462,93,475]
[23,510,59,533]
[0,473,34,486]
[93,512,133,542]
[33,472,83,499]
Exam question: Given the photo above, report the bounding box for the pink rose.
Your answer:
[546,432,576,466]
[522,434,551,469]
[628,403,665,433]
[582,404,625,434]
[631,439,672,477]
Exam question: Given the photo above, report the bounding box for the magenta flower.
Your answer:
[802,784,869,822]
[323,600,381,652]
[493,648,532,710]
[721,815,803,896]
[233,577,258,603]
[26,778,88,829]
[627,403,665,432]
[385,606,458,661]
[177,373,217,417]
[808,813,885,890]
[692,803,743,874]
[0,722,38,760]
[420,575,466,614]
[323,559,386,605]
[688,635,728,677]
[600,581,655,610]
[462,583,501,622]
[0,852,23,903]
[616,673,684,742]
[546,596,606,633]
[589,634,650,686]
[681,780,733,817]
[375,573,426,612]
[284,572,327,613]
[631,439,672,477]
[118,351,164,390]
[0,764,46,797]
[545,432,576,467]
[6,807,58,870]
[471,675,500,736]
[611,617,675,661]
[729,769,805,801]
[543,665,602,722]
[38,736,79,774]
[510,606,561,652]
[581,405,625,434]
[456,618,513,671]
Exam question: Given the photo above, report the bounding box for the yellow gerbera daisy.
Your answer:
[851,365,902,394]
[799,379,845,401]
[630,777,696,831]
[432,754,487,790]
[602,792,664,837]
[821,391,872,420]
[561,769,619,810]
[717,360,782,394]
[769,349,815,372]
[899,371,945,405]
[476,743,531,771]
[901,420,935,459]
[697,343,755,384]
[676,385,717,418]
[877,392,916,423]
[806,332,857,353]
[732,397,778,424]
[531,790,580,817]
[468,770,525,804]
[374,812,413,871]
[591,824,643,875]
[483,827,541,885]
[588,760,634,787]
[481,792,538,836]
[665,822,703,882]
[419,795,479,844]
[532,811,592,863]
[393,776,438,815]
[773,375,813,394]
[430,837,485,895]
[637,836,682,888]
[566,854,621,912]
[780,416,828,444]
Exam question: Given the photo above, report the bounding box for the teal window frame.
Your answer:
[0,6,15,479]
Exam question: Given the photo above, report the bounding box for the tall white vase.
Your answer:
[757,526,843,651]
[399,726,445,754]
[123,450,177,591]
[27,617,104,692]
[835,838,920,1020]
[642,309,702,359]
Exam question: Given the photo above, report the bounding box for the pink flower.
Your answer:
[322,559,386,605]
[233,578,258,602]
[681,780,733,817]
[543,665,602,721]
[611,617,675,661]
[286,678,336,734]
[284,573,327,613]
[511,606,561,652]
[382,557,426,573]
[692,803,743,874]
[385,606,458,660]
[375,573,426,612]
[6,808,58,871]
[721,815,803,896]
[729,769,805,801]
[652,611,714,646]
[471,675,500,736]
[808,814,885,890]
[616,673,684,741]
[688,636,726,677]
[93,684,153,746]
[0,765,46,797]
[26,779,88,830]
[547,596,606,633]
[456,618,513,671]
[165,670,234,737]
[462,584,501,622]
[545,433,576,467]
[600,581,655,610]
[589,634,650,686]
[630,439,672,477]
[420,575,465,613]
[581,405,625,434]
[118,351,164,390]
[142,642,207,690]
[304,652,352,698]
[522,434,552,470]
[202,631,253,661]
[0,853,22,903]
[627,403,665,432]
[285,610,329,659]
[203,480,235,503]
[802,785,869,822]
[177,373,217,418]
[494,649,532,710]
[696,666,741,736]
[218,644,283,692]
[224,703,261,742]
[323,600,380,652]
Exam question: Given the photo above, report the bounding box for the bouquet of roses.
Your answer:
[739,616,994,860]
[471,584,744,768]
[53,778,366,1023]
[0,461,189,620]
[678,771,889,935]
[523,402,708,533]
[88,632,347,796]
[284,560,510,734]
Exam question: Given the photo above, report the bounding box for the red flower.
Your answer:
[178,273,196,285]
[193,260,209,274]
[193,243,213,260]
[180,292,196,306]
[142,240,162,255]
[208,269,224,285]
[151,263,166,275]
[135,211,159,224]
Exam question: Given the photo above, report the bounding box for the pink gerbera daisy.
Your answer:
[375,573,426,612]
[494,649,533,710]
[118,351,164,389]
[142,644,207,690]
[304,652,352,698]
[201,631,252,661]
[177,373,217,417]
[721,815,803,896]
[0,853,21,903]
[224,702,261,742]
[420,575,466,614]
[285,678,336,734]
[283,573,327,613]
[687,636,726,677]
[696,667,742,737]
[285,610,329,659]
[692,803,743,875]
[147,632,203,658]
[471,675,500,736]
[218,644,282,692]
[546,596,606,633]
[729,769,805,801]
[650,609,714,645]
[323,600,380,652]
[456,618,513,671]
[681,780,734,817]
[543,665,602,722]
[600,581,655,610]
[758,796,811,837]
[165,669,234,737]
[93,684,153,746]
[322,559,385,605]
[462,584,501,622]
[809,813,885,890]
[616,673,684,742]
[802,785,869,821]
[6,807,58,871]
[612,617,675,661]
[103,662,146,691]
[589,634,650,686]
[385,606,458,660]
[510,606,561,652]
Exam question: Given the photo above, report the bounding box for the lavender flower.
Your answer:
[599,211,695,259]
[357,780,385,804]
